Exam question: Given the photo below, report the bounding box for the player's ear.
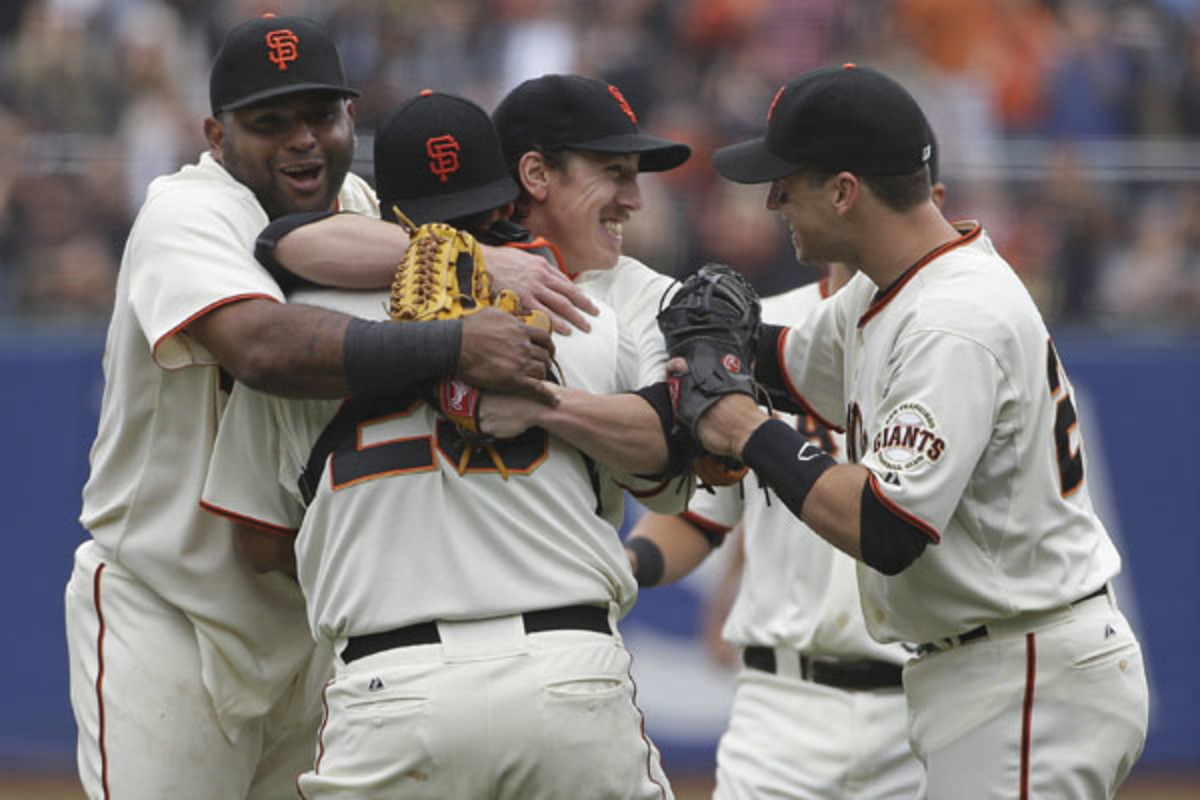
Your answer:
[517,151,551,202]
[831,172,860,217]
[203,116,226,163]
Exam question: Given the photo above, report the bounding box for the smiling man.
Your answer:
[64,15,555,799]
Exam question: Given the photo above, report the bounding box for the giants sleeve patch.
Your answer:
[872,402,946,471]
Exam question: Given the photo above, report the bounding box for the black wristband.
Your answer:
[741,418,836,520]
[343,318,462,396]
[255,210,338,292]
[626,537,665,588]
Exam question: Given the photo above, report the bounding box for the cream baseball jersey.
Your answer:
[777,224,1121,644]
[687,283,909,664]
[79,152,378,734]
[575,254,675,389]
[202,288,643,648]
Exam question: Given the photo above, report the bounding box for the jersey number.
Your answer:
[1046,339,1084,497]
[329,399,548,491]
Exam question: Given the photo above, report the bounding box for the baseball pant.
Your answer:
[299,608,672,800]
[64,540,327,799]
[904,589,1149,799]
[713,663,921,799]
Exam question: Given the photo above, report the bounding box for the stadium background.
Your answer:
[1,0,1197,796]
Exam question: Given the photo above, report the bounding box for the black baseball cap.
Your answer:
[493,74,691,173]
[713,64,932,183]
[210,14,359,114]
[374,90,518,226]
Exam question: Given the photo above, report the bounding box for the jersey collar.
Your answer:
[857,221,981,328]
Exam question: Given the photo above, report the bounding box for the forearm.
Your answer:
[537,388,668,475]
[626,512,718,585]
[274,213,408,288]
[738,419,866,559]
[187,298,460,399]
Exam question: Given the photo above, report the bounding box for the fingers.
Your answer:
[523,322,556,359]
[531,277,597,335]
[666,356,689,375]
[511,376,559,406]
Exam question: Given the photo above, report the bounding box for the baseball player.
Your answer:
[678,64,1149,798]
[64,16,571,799]
[262,73,700,512]
[201,88,683,799]
[627,264,923,799]
[624,157,949,799]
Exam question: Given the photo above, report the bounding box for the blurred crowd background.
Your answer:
[3,0,1199,326]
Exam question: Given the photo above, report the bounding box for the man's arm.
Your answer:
[187,297,555,400]
[625,510,726,586]
[479,384,671,475]
[695,394,929,575]
[270,213,598,333]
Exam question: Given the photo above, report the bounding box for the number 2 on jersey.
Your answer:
[1046,339,1084,497]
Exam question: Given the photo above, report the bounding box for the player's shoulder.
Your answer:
[576,255,674,311]
[907,226,1046,349]
[761,281,826,325]
[338,171,380,217]
[138,152,261,226]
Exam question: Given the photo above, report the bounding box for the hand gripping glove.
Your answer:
[389,208,550,478]
[656,263,762,486]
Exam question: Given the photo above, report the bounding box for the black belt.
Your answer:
[916,584,1110,657]
[742,646,903,691]
[341,604,611,665]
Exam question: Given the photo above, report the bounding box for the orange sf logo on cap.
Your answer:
[265,28,299,71]
[608,85,638,125]
[427,135,461,183]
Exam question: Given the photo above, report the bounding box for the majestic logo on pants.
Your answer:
[872,402,945,470]
[426,135,461,183]
[265,29,299,70]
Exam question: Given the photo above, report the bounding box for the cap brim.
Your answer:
[712,137,799,183]
[574,133,691,172]
[220,83,361,113]
[385,175,520,227]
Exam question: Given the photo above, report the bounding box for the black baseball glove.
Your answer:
[657,263,762,485]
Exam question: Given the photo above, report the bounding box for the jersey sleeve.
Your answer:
[128,183,283,370]
[202,385,307,534]
[683,481,744,533]
[859,329,1002,539]
[776,281,858,430]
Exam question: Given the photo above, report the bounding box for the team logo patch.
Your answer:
[426,134,461,183]
[721,353,742,374]
[872,402,946,470]
[265,29,299,71]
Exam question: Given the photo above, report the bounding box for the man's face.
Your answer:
[767,170,840,265]
[538,151,642,274]
[206,93,355,219]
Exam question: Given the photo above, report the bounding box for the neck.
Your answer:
[855,202,961,289]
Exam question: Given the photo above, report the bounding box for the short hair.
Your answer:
[862,166,933,211]
[797,164,932,212]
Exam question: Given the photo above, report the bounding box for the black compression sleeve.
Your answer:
[255,211,339,292]
[626,537,665,587]
[859,479,932,575]
[740,418,836,520]
[343,318,461,396]
[754,324,807,416]
[631,381,694,478]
